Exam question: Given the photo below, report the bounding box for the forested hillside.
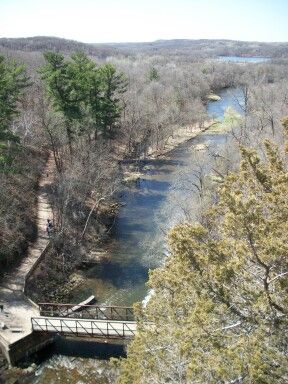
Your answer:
[96,38,288,58]
[0,36,121,57]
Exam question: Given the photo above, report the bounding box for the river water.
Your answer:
[31,86,245,383]
[218,56,270,63]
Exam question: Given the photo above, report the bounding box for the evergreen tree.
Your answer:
[40,52,127,148]
[118,122,288,383]
[40,52,85,154]
[0,55,29,170]
[98,63,127,139]
[149,66,159,81]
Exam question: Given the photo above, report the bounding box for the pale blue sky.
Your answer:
[0,0,287,43]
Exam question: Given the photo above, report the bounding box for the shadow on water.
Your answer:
[24,338,126,366]
[84,260,149,289]
[138,179,171,192]
[53,338,126,359]
[120,158,184,168]
[118,191,166,209]
[113,222,150,234]
[145,167,174,175]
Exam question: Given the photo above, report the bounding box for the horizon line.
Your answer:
[0,35,288,45]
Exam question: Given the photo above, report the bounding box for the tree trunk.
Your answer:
[80,197,105,242]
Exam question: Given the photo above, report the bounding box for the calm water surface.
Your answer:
[207,88,244,120]
[218,56,270,63]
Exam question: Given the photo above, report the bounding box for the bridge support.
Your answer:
[0,332,55,366]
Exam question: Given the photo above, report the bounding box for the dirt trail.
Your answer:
[0,153,54,344]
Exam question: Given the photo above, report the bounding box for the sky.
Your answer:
[0,0,287,44]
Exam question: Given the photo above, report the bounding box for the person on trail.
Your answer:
[46,219,53,237]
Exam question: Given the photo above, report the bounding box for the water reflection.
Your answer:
[207,88,244,120]
[218,56,270,63]
[84,259,149,290]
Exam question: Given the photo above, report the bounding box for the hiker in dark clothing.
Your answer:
[46,219,53,237]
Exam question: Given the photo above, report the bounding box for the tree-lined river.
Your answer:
[29,86,244,383]
[66,86,244,308]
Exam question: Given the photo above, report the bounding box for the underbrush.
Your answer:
[0,146,48,277]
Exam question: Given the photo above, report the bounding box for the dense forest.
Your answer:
[97,38,288,58]
[0,36,288,382]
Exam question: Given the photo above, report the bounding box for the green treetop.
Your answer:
[97,63,127,139]
[40,52,85,153]
[40,52,127,152]
[149,66,160,81]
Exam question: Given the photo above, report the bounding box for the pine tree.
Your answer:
[0,55,29,171]
[118,121,288,383]
[97,63,127,139]
[40,52,85,154]
[149,66,159,81]
[40,53,127,148]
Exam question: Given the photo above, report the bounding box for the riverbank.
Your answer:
[0,354,37,384]
[148,120,216,158]
[123,120,216,182]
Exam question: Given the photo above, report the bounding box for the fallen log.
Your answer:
[70,295,96,313]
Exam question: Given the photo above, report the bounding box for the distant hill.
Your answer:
[94,38,288,58]
[0,36,122,58]
[1,36,287,61]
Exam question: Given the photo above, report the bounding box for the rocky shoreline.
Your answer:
[0,352,38,384]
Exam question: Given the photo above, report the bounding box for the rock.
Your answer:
[25,366,35,373]
[143,165,154,171]
[0,322,7,330]
[123,171,142,183]
[195,143,208,151]
[207,93,221,101]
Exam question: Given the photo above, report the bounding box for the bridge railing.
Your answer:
[38,303,134,321]
[31,317,136,339]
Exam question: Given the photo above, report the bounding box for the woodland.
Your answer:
[0,36,288,383]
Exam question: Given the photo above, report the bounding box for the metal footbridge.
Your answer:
[31,303,137,339]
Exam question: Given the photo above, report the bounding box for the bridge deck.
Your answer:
[38,302,134,321]
[32,317,137,339]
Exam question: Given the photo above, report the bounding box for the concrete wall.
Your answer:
[0,332,55,366]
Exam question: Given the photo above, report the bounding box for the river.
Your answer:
[28,82,251,383]
[218,56,270,63]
